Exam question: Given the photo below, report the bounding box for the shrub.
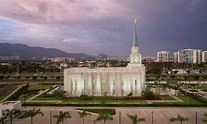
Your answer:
[56,76,61,80]
[32,76,37,80]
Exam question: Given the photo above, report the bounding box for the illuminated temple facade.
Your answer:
[64,21,145,96]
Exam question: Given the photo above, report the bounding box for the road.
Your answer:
[10,107,207,124]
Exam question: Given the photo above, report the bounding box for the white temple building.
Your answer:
[64,20,145,96]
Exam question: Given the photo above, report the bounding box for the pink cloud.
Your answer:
[0,0,127,25]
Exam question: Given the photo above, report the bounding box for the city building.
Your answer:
[177,49,201,64]
[157,51,170,62]
[202,51,207,63]
[173,52,178,63]
[64,20,145,96]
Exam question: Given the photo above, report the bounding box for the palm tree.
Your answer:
[77,110,91,124]
[94,112,113,124]
[155,75,161,94]
[53,111,71,124]
[203,113,207,123]
[5,109,21,124]
[192,75,200,92]
[127,114,145,124]
[20,108,44,124]
[0,116,6,124]
[170,114,189,124]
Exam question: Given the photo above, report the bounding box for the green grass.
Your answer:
[33,96,59,100]
[77,109,116,115]
[0,86,17,100]
[160,95,175,100]
[28,84,54,90]
[177,96,203,105]
[153,95,203,105]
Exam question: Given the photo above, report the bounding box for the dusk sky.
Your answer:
[0,0,207,57]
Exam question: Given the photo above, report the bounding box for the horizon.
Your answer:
[0,0,207,57]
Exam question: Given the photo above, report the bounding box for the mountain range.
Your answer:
[0,43,96,60]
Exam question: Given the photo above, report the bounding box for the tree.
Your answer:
[56,76,61,80]
[53,111,71,124]
[155,75,161,94]
[20,108,44,124]
[203,113,207,123]
[5,109,21,124]
[170,114,189,124]
[127,114,145,124]
[32,76,37,80]
[94,112,113,124]
[43,76,47,80]
[77,110,91,124]
[0,116,6,124]
[192,75,200,92]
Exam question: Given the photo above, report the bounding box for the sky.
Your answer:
[0,0,207,57]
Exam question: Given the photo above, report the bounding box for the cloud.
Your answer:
[0,0,207,57]
[0,0,127,25]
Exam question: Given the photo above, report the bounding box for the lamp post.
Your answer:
[49,111,52,124]
[151,111,154,124]
[119,111,121,124]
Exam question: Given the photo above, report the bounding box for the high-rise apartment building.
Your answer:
[202,51,207,63]
[173,52,178,63]
[157,51,170,62]
[177,49,201,64]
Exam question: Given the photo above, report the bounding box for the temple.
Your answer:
[64,20,145,96]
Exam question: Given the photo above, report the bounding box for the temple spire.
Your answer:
[133,19,138,46]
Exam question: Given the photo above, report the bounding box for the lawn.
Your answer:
[0,86,17,100]
[160,95,175,100]
[28,84,55,90]
[177,96,203,105]
[77,109,116,115]
[153,94,203,105]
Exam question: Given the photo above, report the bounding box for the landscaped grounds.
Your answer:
[0,82,206,107]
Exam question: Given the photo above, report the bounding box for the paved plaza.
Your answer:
[9,107,207,124]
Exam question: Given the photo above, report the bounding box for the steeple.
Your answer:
[133,19,138,46]
[127,19,142,67]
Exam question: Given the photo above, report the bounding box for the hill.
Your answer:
[0,43,95,60]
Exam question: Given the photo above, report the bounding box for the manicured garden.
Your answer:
[0,84,17,100]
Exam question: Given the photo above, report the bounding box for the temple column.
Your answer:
[106,73,110,96]
[67,76,72,96]
[117,74,122,96]
[123,77,127,96]
[109,75,113,96]
[81,73,84,95]
[64,71,68,93]
[88,73,92,95]
[96,74,102,96]
[126,77,131,95]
